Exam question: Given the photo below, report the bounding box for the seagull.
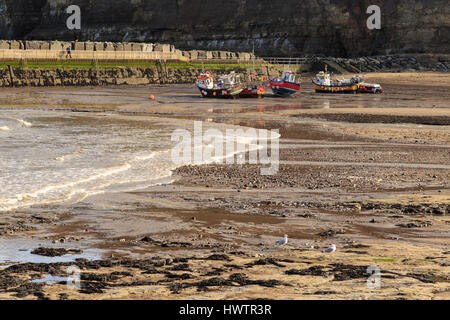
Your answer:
[322,244,336,253]
[276,234,288,246]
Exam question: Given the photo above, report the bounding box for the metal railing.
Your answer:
[261,57,310,65]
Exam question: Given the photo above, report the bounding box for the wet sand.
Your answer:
[0,72,449,300]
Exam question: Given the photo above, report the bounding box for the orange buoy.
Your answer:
[149,95,155,100]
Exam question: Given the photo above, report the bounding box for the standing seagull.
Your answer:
[276,234,288,246]
[322,244,336,253]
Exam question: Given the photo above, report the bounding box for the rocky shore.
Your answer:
[2,247,449,300]
[315,54,450,74]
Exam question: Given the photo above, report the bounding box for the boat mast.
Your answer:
[251,41,255,75]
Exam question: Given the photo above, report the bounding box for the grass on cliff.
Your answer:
[0,60,261,71]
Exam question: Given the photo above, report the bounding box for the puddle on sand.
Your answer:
[31,274,71,285]
[208,102,333,114]
[0,238,103,265]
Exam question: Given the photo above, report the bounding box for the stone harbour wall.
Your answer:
[0,66,265,87]
[0,40,255,62]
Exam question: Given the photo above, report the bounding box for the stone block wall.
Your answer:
[0,40,255,62]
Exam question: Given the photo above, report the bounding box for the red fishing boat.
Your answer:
[358,83,383,94]
[239,86,265,98]
[269,71,301,97]
[239,74,267,98]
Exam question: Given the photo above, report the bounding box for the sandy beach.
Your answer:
[0,72,449,300]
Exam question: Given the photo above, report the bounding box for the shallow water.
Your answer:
[0,238,102,265]
[31,274,72,285]
[0,109,184,212]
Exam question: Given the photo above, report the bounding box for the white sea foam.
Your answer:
[54,147,84,162]
[15,119,32,127]
[0,117,32,128]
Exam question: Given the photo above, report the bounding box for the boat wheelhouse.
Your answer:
[196,72,214,90]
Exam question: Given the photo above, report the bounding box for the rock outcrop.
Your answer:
[0,0,448,57]
[314,54,450,73]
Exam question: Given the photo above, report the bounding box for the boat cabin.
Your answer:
[219,71,240,87]
[282,71,296,83]
[196,72,214,89]
[315,71,331,86]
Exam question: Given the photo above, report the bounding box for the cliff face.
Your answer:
[0,0,47,39]
[0,0,448,57]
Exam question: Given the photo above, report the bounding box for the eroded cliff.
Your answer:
[0,0,448,57]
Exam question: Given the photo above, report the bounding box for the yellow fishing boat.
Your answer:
[312,68,361,94]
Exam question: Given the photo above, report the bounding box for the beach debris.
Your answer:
[204,254,232,261]
[318,229,345,238]
[396,220,432,228]
[276,234,288,246]
[322,244,337,253]
[149,95,155,100]
[245,258,287,268]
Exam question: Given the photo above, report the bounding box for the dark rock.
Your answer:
[31,247,82,257]
[285,266,329,277]
[204,254,231,261]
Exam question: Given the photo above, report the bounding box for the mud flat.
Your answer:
[0,72,449,300]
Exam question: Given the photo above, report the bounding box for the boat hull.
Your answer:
[358,84,383,94]
[269,81,301,97]
[239,87,265,98]
[313,83,359,93]
[197,85,243,98]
